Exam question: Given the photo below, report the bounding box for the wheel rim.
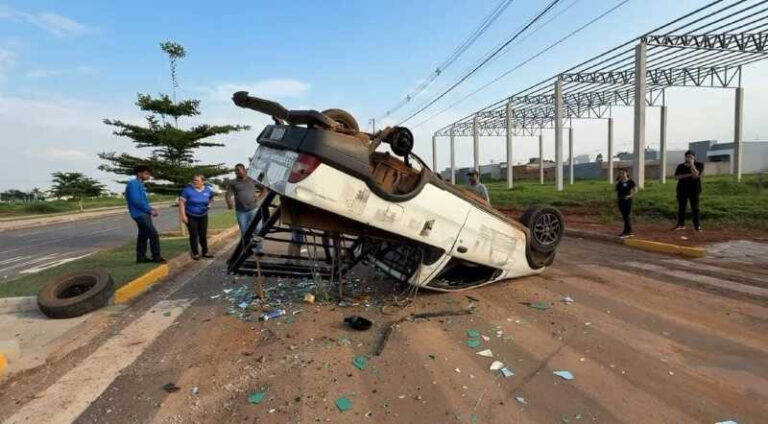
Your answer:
[533,213,561,247]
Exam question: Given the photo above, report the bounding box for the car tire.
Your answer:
[322,109,359,132]
[520,205,564,254]
[37,269,114,319]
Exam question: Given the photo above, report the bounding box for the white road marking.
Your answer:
[661,258,768,284]
[19,252,94,274]
[625,261,768,298]
[0,253,61,274]
[0,255,25,266]
[4,298,193,424]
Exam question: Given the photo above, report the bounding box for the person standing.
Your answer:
[615,169,636,238]
[673,150,704,231]
[225,163,262,235]
[125,165,165,263]
[179,174,215,260]
[467,170,490,203]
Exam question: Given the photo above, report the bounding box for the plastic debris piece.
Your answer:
[210,294,220,299]
[191,387,199,395]
[335,396,352,412]
[500,367,515,378]
[248,391,265,405]
[529,301,551,311]
[259,309,286,321]
[455,368,461,373]
[481,335,491,341]
[553,371,575,380]
[303,293,315,303]
[465,339,481,348]
[561,296,575,304]
[466,329,481,338]
[162,383,180,393]
[490,361,504,371]
[476,349,493,358]
[353,356,367,370]
[515,396,527,405]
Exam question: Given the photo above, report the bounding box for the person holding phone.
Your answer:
[673,150,704,232]
[615,169,636,238]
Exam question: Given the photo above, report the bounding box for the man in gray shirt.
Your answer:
[467,170,490,203]
[226,163,263,235]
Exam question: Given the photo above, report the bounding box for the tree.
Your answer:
[98,41,249,195]
[596,153,604,163]
[50,172,106,211]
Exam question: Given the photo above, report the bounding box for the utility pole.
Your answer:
[369,118,376,133]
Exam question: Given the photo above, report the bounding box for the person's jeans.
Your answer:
[618,198,632,234]
[133,215,161,260]
[236,208,259,235]
[186,215,209,256]
[676,191,701,228]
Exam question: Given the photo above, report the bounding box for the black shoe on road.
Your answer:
[151,256,167,263]
[191,253,200,261]
[202,253,214,259]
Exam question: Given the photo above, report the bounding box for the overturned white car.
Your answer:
[227,92,564,291]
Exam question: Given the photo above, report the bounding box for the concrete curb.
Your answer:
[112,225,239,304]
[565,228,706,258]
[0,202,173,233]
[0,296,37,314]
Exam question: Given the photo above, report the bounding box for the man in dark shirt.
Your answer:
[615,169,636,238]
[225,163,263,235]
[673,150,704,231]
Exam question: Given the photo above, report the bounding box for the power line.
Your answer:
[396,0,564,126]
[412,0,632,130]
[378,0,517,120]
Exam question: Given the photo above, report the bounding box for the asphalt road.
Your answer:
[0,202,226,282]
[2,236,766,423]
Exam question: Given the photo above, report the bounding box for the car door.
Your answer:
[451,206,523,269]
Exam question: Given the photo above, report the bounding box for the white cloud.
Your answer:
[26,66,97,79]
[27,147,88,160]
[0,7,89,37]
[198,79,310,102]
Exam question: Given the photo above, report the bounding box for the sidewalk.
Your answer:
[0,226,238,378]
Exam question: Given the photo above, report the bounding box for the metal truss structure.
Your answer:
[433,0,768,189]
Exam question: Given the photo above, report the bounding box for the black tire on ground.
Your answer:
[520,205,565,254]
[322,109,359,132]
[37,269,114,319]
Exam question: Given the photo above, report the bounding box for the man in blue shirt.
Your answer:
[125,165,165,263]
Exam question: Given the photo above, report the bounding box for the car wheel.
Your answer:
[37,269,114,319]
[322,109,359,132]
[520,205,564,254]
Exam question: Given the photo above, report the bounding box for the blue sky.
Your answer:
[2,0,767,191]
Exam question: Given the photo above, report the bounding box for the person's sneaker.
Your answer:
[137,257,152,263]
[694,226,702,232]
[619,233,635,239]
[673,226,686,231]
[202,253,214,258]
[151,256,167,263]
[191,254,200,261]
